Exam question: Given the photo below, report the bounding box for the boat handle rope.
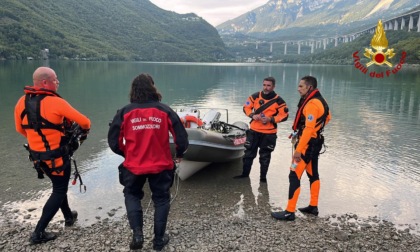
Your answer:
[144,158,181,235]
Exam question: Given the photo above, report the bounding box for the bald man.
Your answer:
[14,67,91,244]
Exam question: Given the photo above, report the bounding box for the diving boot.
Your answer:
[153,233,169,251]
[298,205,319,216]
[129,227,144,250]
[30,231,57,244]
[64,210,78,227]
[271,210,295,221]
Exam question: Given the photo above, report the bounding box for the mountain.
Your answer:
[0,0,228,61]
[217,0,420,40]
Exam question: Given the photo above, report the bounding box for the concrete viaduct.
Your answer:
[233,9,420,55]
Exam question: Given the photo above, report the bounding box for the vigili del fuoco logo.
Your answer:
[353,20,407,78]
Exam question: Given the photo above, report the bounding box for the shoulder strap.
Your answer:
[292,89,319,131]
[254,96,280,115]
[22,94,64,132]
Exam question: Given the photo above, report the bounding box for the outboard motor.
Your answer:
[202,109,221,130]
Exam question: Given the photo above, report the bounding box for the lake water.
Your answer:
[1,60,419,232]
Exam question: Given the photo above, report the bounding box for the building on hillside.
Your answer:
[40,49,49,60]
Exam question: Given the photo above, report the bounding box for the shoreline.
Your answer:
[1,183,420,251]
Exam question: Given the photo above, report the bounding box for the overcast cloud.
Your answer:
[149,0,268,26]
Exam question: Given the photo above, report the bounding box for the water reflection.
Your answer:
[3,148,126,227]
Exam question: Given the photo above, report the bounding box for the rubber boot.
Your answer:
[30,231,57,244]
[129,227,144,250]
[153,233,169,251]
[64,210,78,227]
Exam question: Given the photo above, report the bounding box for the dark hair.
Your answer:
[129,73,162,103]
[301,76,317,89]
[145,73,154,85]
[264,76,276,86]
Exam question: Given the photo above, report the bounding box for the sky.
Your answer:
[149,0,269,26]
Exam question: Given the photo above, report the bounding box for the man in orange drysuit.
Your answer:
[14,67,91,243]
[272,75,331,221]
[234,76,289,182]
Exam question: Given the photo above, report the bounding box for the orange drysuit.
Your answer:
[14,86,91,174]
[286,89,331,212]
[243,91,288,134]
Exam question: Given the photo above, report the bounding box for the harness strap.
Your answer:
[254,96,280,115]
[29,145,70,174]
[293,90,329,137]
[250,94,283,125]
[29,145,70,160]
[22,93,67,169]
[314,97,329,134]
[292,89,319,131]
[22,94,64,132]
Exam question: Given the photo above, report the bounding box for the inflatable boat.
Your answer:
[169,108,248,180]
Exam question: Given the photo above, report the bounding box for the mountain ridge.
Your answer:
[217,0,420,40]
[0,0,228,61]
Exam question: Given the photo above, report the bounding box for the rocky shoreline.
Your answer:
[1,184,420,252]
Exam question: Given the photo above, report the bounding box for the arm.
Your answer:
[54,98,91,130]
[295,101,321,154]
[243,93,258,119]
[168,111,189,158]
[14,96,27,137]
[325,110,332,126]
[272,98,289,124]
[108,109,125,157]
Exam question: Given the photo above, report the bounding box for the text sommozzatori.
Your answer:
[130,116,162,131]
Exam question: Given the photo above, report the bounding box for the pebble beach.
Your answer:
[1,176,420,252]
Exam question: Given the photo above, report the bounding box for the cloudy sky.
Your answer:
[149,0,268,26]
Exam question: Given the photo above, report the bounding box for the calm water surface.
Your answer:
[0,61,419,232]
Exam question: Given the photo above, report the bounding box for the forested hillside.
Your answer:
[0,0,228,61]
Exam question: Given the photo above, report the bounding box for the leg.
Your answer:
[271,160,307,221]
[306,157,320,207]
[285,160,307,213]
[120,166,146,230]
[60,195,72,219]
[120,166,146,250]
[296,158,320,216]
[60,157,73,220]
[148,169,173,250]
[258,133,277,181]
[34,161,71,233]
[31,160,71,243]
[296,145,321,216]
[61,194,78,227]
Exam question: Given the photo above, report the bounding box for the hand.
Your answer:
[252,114,261,121]
[80,128,90,141]
[173,158,182,169]
[261,116,270,124]
[293,151,302,163]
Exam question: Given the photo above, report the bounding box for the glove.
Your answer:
[80,128,90,141]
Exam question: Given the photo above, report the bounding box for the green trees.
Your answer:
[0,0,228,61]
